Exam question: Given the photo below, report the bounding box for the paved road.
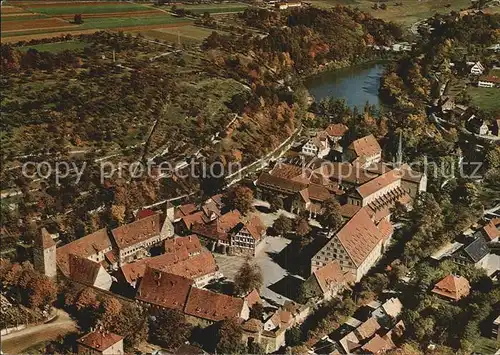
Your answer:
[1,310,77,354]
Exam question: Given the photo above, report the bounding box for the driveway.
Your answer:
[1,309,77,354]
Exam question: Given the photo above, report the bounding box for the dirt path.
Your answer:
[1,310,78,354]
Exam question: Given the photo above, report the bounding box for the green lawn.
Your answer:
[24,3,149,15]
[78,14,191,29]
[19,40,89,53]
[180,3,249,14]
[473,337,499,354]
[308,0,473,26]
[467,86,500,113]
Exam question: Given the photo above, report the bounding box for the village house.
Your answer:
[478,75,500,88]
[431,274,471,301]
[192,210,242,249]
[440,95,456,112]
[275,1,302,10]
[263,301,310,332]
[478,69,500,88]
[481,219,500,242]
[311,208,393,282]
[77,329,124,355]
[324,123,348,144]
[344,134,382,167]
[240,318,286,354]
[451,233,490,268]
[302,261,354,301]
[301,132,330,158]
[230,215,267,256]
[469,61,485,75]
[111,212,173,265]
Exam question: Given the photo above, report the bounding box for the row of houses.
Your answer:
[308,297,404,354]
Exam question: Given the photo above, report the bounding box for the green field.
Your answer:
[308,0,474,26]
[3,14,192,38]
[180,3,248,14]
[19,40,89,53]
[23,3,149,15]
[468,86,500,112]
[133,25,217,45]
[1,14,47,21]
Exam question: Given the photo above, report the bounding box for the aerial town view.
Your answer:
[0,0,499,353]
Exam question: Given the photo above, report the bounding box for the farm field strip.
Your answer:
[21,2,153,15]
[56,9,165,19]
[2,18,76,32]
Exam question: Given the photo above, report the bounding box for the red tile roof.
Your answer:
[432,274,470,301]
[161,250,217,279]
[361,334,393,354]
[325,123,348,138]
[336,208,384,267]
[35,228,56,249]
[111,213,161,249]
[193,210,242,241]
[313,261,354,293]
[242,216,266,241]
[340,204,362,218]
[355,317,381,340]
[377,219,394,241]
[482,220,499,241]
[245,289,263,308]
[77,330,123,352]
[57,228,112,276]
[184,287,244,322]
[181,211,207,230]
[69,254,101,286]
[136,209,156,220]
[356,169,402,199]
[165,235,202,256]
[120,258,149,285]
[175,204,198,219]
[348,134,381,159]
[136,266,193,311]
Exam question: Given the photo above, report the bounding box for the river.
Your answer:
[305,61,386,110]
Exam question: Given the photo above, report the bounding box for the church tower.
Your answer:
[33,228,57,279]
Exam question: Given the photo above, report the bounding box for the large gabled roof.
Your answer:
[335,208,385,267]
[57,228,112,276]
[111,213,161,249]
[136,266,193,311]
[348,134,381,159]
[184,287,244,322]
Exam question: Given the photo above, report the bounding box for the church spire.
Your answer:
[396,131,403,168]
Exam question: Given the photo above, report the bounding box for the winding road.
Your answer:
[1,310,77,354]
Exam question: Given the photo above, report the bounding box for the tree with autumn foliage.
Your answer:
[295,217,311,237]
[223,185,254,214]
[234,258,263,296]
[216,318,246,354]
[99,296,122,330]
[149,309,192,350]
[317,198,343,231]
[0,260,56,311]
